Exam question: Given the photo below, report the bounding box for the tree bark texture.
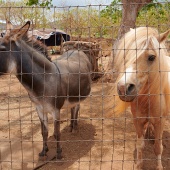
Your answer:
[118,0,152,39]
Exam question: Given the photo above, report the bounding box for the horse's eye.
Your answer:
[148,55,156,62]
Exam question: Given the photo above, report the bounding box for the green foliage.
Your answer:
[53,2,123,38]
[100,0,121,21]
[98,0,169,36]
[53,7,119,38]
[0,0,169,38]
[26,0,39,6]
[0,0,49,28]
[52,1,170,38]
[137,1,170,32]
[99,0,122,37]
[26,0,53,8]
[54,8,99,37]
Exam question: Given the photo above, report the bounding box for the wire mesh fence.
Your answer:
[0,1,170,170]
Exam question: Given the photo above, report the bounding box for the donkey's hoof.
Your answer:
[69,125,73,132]
[69,124,78,133]
[39,147,49,157]
[57,148,62,159]
[72,127,78,133]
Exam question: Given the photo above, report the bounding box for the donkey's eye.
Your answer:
[148,55,156,62]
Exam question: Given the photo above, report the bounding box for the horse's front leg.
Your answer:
[36,106,49,157]
[133,118,146,170]
[153,119,165,170]
[52,109,62,159]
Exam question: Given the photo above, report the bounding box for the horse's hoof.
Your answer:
[156,165,163,170]
[135,163,143,170]
[57,148,62,159]
[39,147,49,157]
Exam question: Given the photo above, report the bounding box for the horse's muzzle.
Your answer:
[117,83,137,102]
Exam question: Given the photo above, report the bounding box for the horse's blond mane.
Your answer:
[115,27,164,73]
[104,27,170,117]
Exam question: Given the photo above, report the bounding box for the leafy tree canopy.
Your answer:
[0,0,50,28]
[100,0,121,18]
[100,0,161,19]
[26,0,53,7]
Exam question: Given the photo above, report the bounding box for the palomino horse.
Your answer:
[114,27,170,170]
[0,21,98,159]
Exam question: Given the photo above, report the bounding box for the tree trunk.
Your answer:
[118,0,152,39]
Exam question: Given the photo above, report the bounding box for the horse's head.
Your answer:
[116,27,170,102]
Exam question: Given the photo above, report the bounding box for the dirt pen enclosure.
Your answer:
[2,74,170,170]
[0,2,170,170]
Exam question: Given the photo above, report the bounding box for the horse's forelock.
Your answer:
[114,27,162,74]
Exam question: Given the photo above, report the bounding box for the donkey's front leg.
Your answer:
[36,106,49,157]
[52,109,62,159]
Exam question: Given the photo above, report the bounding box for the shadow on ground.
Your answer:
[35,121,96,170]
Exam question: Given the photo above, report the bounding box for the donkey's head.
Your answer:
[0,21,30,74]
[3,21,30,42]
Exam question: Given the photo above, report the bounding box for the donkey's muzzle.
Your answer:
[117,83,137,102]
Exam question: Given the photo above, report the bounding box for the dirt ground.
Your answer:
[0,39,170,170]
[0,74,170,170]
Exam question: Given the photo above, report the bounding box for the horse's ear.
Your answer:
[13,21,30,40]
[157,29,170,43]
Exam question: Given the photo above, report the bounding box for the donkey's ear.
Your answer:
[156,29,170,43]
[13,21,30,40]
[6,20,14,36]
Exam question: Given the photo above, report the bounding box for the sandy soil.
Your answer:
[0,74,170,170]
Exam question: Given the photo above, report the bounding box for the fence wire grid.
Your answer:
[0,2,170,170]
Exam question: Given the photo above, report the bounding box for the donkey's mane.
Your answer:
[22,34,51,61]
